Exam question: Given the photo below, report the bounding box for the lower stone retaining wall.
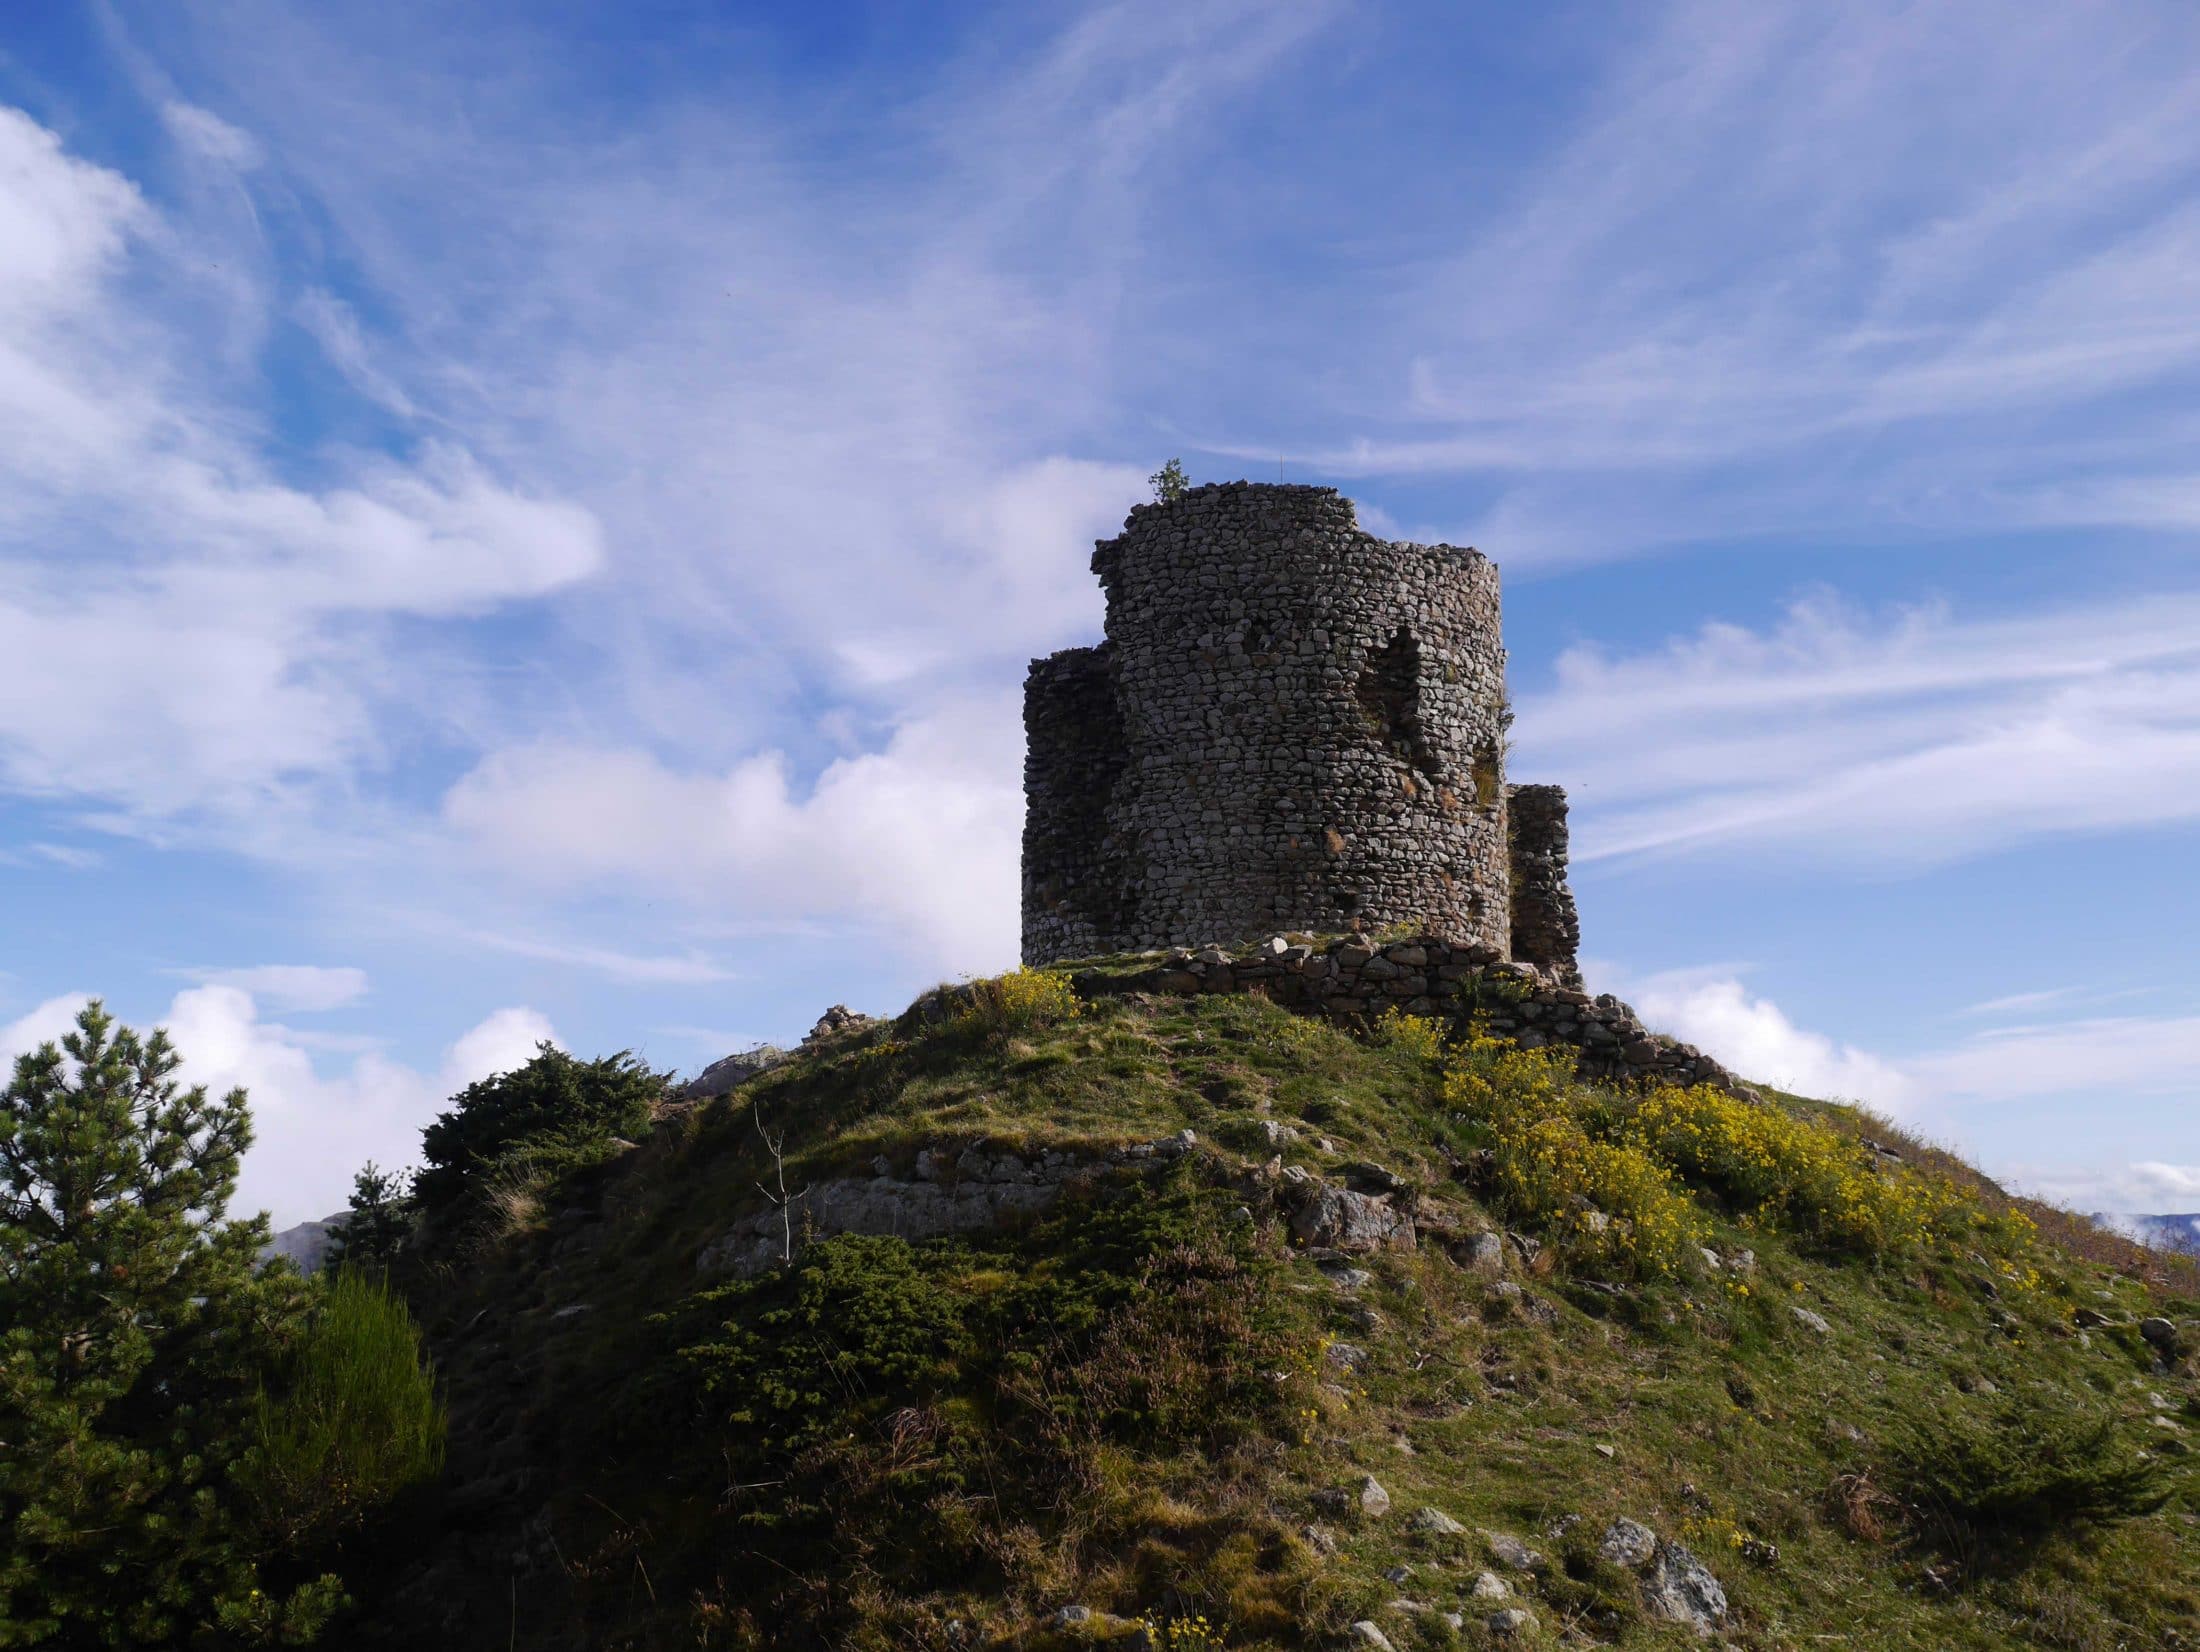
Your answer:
[1075,933,1749,1096]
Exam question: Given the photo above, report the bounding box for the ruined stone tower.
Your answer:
[1024,482,1577,968]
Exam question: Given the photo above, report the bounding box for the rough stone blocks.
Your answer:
[1022,483,1518,963]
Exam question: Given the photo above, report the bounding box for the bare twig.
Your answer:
[752,1099,807,1266]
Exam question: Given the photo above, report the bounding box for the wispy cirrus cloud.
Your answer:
[27,0,2200,959]
[0,104,603,832]
[427,925,742,988]
[1519,587,2200,867]
[1279,2,2200,568]
[0,1,1338,975]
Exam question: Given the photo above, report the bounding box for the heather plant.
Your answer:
[239,1269,445,1546]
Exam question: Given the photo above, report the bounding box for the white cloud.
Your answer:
[441,692,1025,972]
[186,964,370,1012]
[2128,1163,2200,1203]
[432,927,738,986]
[1905,1014,2200,1106]
[159,102,263,171]
[1611,966,2200,1127]
[0,104,604,830]
[0,50,1196,972]
[1,991,98,1064]
[1996,1162,2200,1222]
[441,1005,556,1086]
[163,985,556,1225]
[0,108,146,319]
[1,984,554,1226]
[27,842,100,869]
[1199,1,2200,574]
[1615,967,1914,1106]
[1519,588,2200,869]
[292,288,417,417]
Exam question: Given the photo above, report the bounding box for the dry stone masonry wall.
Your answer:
[1504,784,1583,988]
[1024,483,1516,963]
[1087,931,1747,1096]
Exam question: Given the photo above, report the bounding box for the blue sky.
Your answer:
[2,0,2197,1226]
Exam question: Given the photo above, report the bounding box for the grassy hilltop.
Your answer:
[344,971,2199,1651]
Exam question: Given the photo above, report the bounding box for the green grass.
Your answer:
[348,984,2200,1652]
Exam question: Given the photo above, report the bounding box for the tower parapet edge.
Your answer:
[1021,481,1515,964]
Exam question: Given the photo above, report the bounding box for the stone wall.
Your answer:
[1079,932,1746,1096]
[1505,784,1583,989]
[1022,483,1511,964]
[1022,643,1131,962]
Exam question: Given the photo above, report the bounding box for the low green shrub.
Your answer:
[1887,1388,2169,1562]
[650,1178,1315,1641]
[672,1181,1288,1455]
[677,1234,976,1451]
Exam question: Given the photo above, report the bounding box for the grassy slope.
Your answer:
[349,988,2200,1652]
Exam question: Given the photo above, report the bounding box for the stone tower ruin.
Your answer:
[1022,481,1581,982]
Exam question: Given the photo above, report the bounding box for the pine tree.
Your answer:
[414,1042,663,1222]
[327,1161,415,1271]
[0,1001,340,1646]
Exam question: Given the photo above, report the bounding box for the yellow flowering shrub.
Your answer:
[1372,1006,1446,1064]
[1433,1029,2020,1274]
[1619,1084,1954,1255]
[1489,1115,1703,1277]
[1440,1034,1699,1275]
[959,967,1081,1032]
[1440,1032,1575,1126]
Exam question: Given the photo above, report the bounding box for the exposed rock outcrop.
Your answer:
[695,1134,1201,1278]
[680,1045,788,1101]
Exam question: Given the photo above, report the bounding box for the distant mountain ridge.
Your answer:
[263,1212,345,1273]
[2097,1212,2200,1254]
